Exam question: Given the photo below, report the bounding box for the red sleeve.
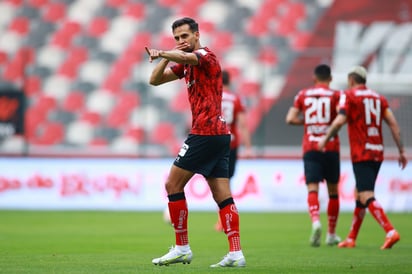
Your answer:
[170,63,185,79]
[293,90,303,110]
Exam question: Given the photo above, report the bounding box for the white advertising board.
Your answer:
[0,158,411,212]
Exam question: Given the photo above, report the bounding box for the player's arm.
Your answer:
[285,106,304,125]
[318,113,346,150]
[148,58,178,86]
[383,108,408,169]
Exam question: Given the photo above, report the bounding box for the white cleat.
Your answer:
[152,246,193,266]
[210,253,246,268]
[326,233,341,246]
[310,222,322,247]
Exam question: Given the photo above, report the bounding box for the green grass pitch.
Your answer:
[0,210,411,273]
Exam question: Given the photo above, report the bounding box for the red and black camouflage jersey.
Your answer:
[222,89,246,149]
[339,85,389,163]
[171,47,229,135]
[293,84,341,153]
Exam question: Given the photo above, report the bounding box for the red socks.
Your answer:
[327,196,339,234]
[348,203,366,240]
[219,200,241,252]
[168,199,189,246]
[307,191,320,223]
[367,199,394,233]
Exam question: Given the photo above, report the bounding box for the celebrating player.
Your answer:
[286,64,341,247]
[146,17,246,267]
[318,66,407,249]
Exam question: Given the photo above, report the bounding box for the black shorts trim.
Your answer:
[303,151,340,184]
[174,134,230,178]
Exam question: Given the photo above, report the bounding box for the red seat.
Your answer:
[62,92,85,112]
[36,95,56,113]
[170,89,189,113]
[150,122,176,145]
[258,47,278,65]
[157,0,180,7]
[90,137,108,146]
[117,92,139,111]
[80,111,101,125]
[87,17,109,37]
[35,122,65,145]
[238,80,260,97]
[50,22,81,48]
[125,2,145,19]
[125,126,145,143]
[24,75,42,97]
[27,0,49,8]
[106,0,127,8]
[9,17,30,35]
[291,32,311,51]
[0,51,7,64]
[43,2,67,22]
[25,107,47,141]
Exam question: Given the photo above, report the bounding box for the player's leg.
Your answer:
[357,162,400,249]
[325,182,340,245]
[208,177,245,267]
[339,188,365,248]
[152,164,194,266]
[324,152,341,245]
[303,151,322,247]
[215,148,237,232]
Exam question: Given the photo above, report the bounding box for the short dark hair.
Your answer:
[172,17,199,32]
[348,73,366,84]
[314,64,331,81]
[222,70,230,86]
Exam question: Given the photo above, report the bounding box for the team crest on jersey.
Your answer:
[197,48,207,56]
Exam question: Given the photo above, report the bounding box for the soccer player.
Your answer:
[145,17,246,267]
[214,69,252,231]
[286,64,341,247]
[318,66,407,249]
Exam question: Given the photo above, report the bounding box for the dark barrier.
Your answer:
[0,90,25,138]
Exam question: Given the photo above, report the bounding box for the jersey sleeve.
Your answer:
[170,63,185,79]
[293,90,303,110]
[338,90,348,115]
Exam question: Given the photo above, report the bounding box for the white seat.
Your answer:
[86,89,115,115]
[66,120,94,145]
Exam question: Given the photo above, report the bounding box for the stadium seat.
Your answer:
[80,111,101,126]
[124,2,145,20]
[86,89,115,115]
[89,136,108,146]
[157,0,180,7]
[9,17,30,35]
[150,122,176,145]
[35,122,65,145]
[87,16,109,37]
[170,89,189,113]
[27,0,49,8]
[43,2,66,23]
[66,120,94,145]
[124,126,145,143]
[258,46,278,65]
[24,75,42,97]
[106,0,127,8]
[62,91,85,113]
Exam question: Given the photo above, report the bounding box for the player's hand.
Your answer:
[398,152,408,170]
[174,42,190,51]
[317,136,327,151]
[145,46,161,63]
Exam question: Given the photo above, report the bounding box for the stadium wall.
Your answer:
[1,158,411,212]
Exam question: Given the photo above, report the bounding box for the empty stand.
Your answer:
[0,0,328,156]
